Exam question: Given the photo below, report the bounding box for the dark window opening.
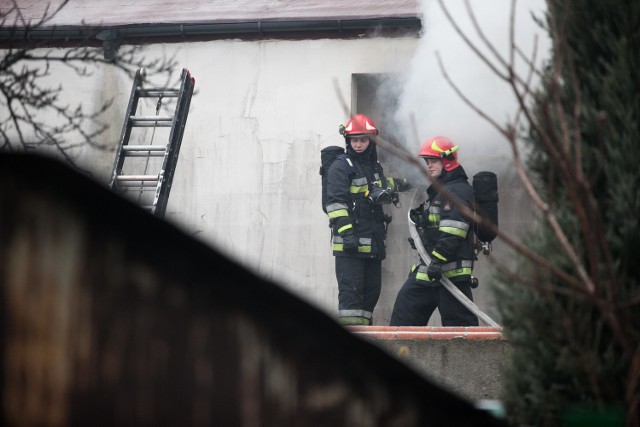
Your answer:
[351,73,405,176]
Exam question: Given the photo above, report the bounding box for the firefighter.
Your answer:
[390,136,479,326]
[324,114,406,326]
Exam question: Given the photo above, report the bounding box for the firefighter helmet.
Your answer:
[340,114,379,137]
[419,136,460,171]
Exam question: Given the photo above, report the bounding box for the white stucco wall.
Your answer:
[173,38,420,321]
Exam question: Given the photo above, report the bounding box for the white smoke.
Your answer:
[394,0,550,178]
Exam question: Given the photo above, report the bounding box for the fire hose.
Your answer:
[407,189,500,327]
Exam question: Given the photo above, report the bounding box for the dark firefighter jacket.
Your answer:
[324,145,392,260]
[413,167,475,283]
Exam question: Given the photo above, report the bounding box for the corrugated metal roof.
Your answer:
[8,0,420,27]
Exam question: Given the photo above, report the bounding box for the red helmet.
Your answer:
[419,136,460,171]
[340,114,379,137]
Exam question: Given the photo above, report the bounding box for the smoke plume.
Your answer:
[392,0,549,179]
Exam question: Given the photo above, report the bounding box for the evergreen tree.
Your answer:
[494,1,640,425]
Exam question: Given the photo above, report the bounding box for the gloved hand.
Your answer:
[427,261,443,281]
[408,237,417,250]
[367,187,393,205]
[409,207,422,224]
[342,233,359,253]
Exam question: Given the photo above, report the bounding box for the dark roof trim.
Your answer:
[0,17,422,43]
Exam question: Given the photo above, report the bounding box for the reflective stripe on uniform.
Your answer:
[337,224,353,234]
[444,267,472,278]
[326,202,350,219]
[431,250,447,262]
[333,236,371,244]
[428,206,440,224]
[439,219,469,238]
[442,260,473,271]
[326,202,348,212]
[414,260,473,282]
[442,260,473,278]
[349,174,382,195]
[350,185,368,194]
[332,236,372,253]
[328,209,349,219]
[358,237,372,246]
[332,244,372,253]
[415,264,430,282]
[339,309,373,320]
[338,317,370,325]
[349,177,368,194]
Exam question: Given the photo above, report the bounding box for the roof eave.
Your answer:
[0,17,422,45]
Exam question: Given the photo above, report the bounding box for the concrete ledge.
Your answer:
[346,326,504,340]
[346,326,509,402]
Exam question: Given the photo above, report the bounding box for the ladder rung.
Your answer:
[122,152,165,157]
[129,116,174,127]
[122,145,166,151]
[116,175,159,182]
[130,116,173,122]
[137,88,180,97]
[121,145,166,157]
[117,182,158,188]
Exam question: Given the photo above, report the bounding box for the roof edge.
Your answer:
[0,17,422,45]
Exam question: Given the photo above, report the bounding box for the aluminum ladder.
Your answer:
[109,67,195,219]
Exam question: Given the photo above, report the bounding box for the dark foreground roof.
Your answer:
[0,153,508,426]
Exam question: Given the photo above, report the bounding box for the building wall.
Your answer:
[36,34,529,325]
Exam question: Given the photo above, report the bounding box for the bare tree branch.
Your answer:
[0,0,177,172]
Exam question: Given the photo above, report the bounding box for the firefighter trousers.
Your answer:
[389,270,479,327]
[335,256,382,325]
